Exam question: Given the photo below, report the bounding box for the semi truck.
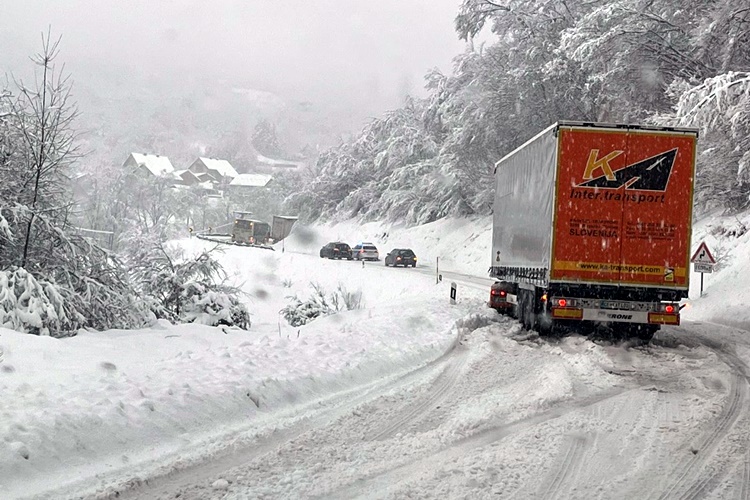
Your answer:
[488,121,698,340]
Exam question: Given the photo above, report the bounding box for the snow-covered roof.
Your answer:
[128,153,174,177]
[230,173,273,188]
[199,157,238,178]
[256,153,305,169]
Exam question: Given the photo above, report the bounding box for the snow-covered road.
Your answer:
[121,319,750,500]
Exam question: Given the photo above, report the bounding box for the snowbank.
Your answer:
[682,210,750,329]
[0,223,487,499]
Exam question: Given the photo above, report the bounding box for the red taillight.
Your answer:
[558,298,567,307]
[500,290,506,297]
[665,305,675,313]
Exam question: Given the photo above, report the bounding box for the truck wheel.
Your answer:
[525,293,537,331]
[635,325,659,342]
[538,317,557,337]
[519,290,534,331]
[517,290,527,329]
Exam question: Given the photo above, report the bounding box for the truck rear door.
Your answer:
[550,126,696,289]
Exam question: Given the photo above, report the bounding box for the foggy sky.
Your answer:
[1,1,468,115]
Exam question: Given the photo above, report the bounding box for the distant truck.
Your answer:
[488,122,698,341]
[232,216,270,245]
[271,215,298,243]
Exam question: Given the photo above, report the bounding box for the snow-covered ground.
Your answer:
[2,213,750,499]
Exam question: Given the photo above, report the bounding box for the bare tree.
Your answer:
[2,31,79,268]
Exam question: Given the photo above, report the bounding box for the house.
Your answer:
[229,173,273,190]
[187,157,239,183]
[172,169,202,186]
[123,153,175,178]
[254,153,305,173]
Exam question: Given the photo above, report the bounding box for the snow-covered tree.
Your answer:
[0,34,151,336]
[655,72,750,212]
[252,118,283,157]
[126,235,250,329]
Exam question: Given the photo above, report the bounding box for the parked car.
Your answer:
[384,248,417,267]
[320,242,353,260]
[488,280,515,315]
[352,242,380,261]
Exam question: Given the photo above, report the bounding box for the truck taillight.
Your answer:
[552,297,577,307]
[665,305,675,314]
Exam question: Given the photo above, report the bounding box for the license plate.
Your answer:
[601,301,629,309]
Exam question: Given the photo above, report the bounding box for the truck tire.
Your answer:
[635,324,659,342]
[518,289,536,331]
[538,315,557,337]
[526,292,537,331]
[517,290,529,330]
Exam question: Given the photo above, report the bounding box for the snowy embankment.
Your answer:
[0,217,492,499]
[682,210,750,328]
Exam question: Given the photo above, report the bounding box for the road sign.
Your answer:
[691,241,716,264]
[694,262,713,273]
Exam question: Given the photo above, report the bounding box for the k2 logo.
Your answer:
[577,148,678,191]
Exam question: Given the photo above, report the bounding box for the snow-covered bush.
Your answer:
[281,283,362,327]
[0,268,81,336]
[127,235,250,329]
[181,282,251,329]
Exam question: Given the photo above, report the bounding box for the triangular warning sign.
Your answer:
[691,241,716,264]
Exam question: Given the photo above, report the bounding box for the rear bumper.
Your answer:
[489,299,514,310]
[551,307,679,325]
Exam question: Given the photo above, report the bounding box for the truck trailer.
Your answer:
[488,122,698,340]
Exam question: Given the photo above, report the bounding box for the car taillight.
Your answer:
[558,298,567,307]
[665,305,675,313]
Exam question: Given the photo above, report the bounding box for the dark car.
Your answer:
[320,242,353,260]
[384,248,417,267]
[489,280,516,315]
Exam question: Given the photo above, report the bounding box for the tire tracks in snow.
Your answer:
[739,449,750,500]
[538,434,588,500]
[368,346,469,441]
[320,388,630,500]
[97,323,470,500]
[655,329,750,500]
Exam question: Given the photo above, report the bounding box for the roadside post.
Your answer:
[690,241,716,297]
[450,282,457,305]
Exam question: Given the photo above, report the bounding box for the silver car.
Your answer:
[352,242,379,261]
